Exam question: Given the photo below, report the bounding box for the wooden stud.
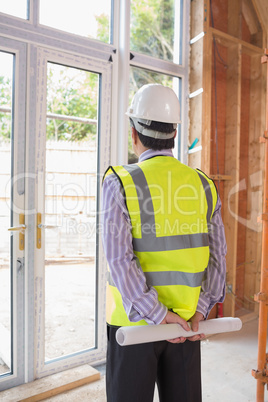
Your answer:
[255,44,268,401]
[228,0,242,39]
[210,39,227,199]
[188,1,201,169]
[209,174,232,181]
[189,0,208,170]
[246,52,267,316]
[201,0,212,175]
[236,49,251,312]
[189,35,203,168]
[223,44,242,317]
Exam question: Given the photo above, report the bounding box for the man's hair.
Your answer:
[136,120,175,150]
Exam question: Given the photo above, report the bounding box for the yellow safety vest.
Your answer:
[103,156,218,326]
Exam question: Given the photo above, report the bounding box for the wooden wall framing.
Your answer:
[189,0,267,317]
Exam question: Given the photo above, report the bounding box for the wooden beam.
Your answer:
[0,364,100,402]
[201,0,212,175]
[190,0,204,39]
[189,1,203,169]
[242,0,260,35]
[223,44,242,317]
[236,51,251,311]
[245,53,266,314]
[189,0,207,169]
[210,174,232,181]
[228,0,242,38]
[255,43,268,401]
[211,27,264,54]
[251,0,268,46]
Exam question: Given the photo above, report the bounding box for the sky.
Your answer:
[0,1,27,19]
[39,0,111,38]
[0,0,111,38]
[0,1,111,79]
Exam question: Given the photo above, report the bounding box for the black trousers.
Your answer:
[106,325,202,402]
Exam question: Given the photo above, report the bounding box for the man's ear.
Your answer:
[174,129,177,139]
[131,127,138,144]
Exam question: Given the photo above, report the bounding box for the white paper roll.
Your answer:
[116,317,242,346]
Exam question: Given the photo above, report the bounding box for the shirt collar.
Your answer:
[138,149,174,162]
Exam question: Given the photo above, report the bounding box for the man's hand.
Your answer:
[160,310,190,344]
[188,311,205,342]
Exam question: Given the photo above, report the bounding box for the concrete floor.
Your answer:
[43,316,265,402]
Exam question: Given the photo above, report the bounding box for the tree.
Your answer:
[130,0,174,61]
[46,64,98,141]
[0,76,12,140]
[96,13,110,43]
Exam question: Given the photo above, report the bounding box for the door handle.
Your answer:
[37,213,60,248]
[8,214,25,250]
[8,225,26,232]
[37,224,60,229]
[37,213,41,249]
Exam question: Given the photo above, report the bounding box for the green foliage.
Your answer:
[46,65,98,141]
[129,0,175,94]
[130,0,174,61]
[0,76,12,140]
[130,66,174,97]
[96,13,110,43]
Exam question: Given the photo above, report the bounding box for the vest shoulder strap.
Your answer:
[195,168,218,221]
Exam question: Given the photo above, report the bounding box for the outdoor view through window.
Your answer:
[0,52,13,376]
[44,63,99,360]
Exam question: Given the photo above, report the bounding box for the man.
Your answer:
[101,84,226,402]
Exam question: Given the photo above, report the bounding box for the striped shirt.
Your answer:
[101,149,226,324]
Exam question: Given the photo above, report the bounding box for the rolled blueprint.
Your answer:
[116,317,242,346]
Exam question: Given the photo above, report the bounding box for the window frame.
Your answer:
[31,47,111,378]
[0,0,190,163]
[0,36,27,392]
[112,0,190,165]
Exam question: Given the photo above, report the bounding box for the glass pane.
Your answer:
[128,66,181,162]
[0,52,13,376]
[0,0,28,19]
[130,0,182,63]
[39,0,111,43]
[45,63,98,361]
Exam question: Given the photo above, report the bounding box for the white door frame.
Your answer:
[0,36,27,391]
[30,46,111,379]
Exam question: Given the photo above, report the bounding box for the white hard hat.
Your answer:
[126,83,181,124]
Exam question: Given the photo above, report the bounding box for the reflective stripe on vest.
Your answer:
[196,170,213,224]
[108,270,204,288]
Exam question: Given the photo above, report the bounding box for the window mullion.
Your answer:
[28,0,38,25]
[180,0,190,164]
[115,0,131,165]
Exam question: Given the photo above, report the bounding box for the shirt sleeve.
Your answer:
[101,173,167,325]
[196,196,227,319]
